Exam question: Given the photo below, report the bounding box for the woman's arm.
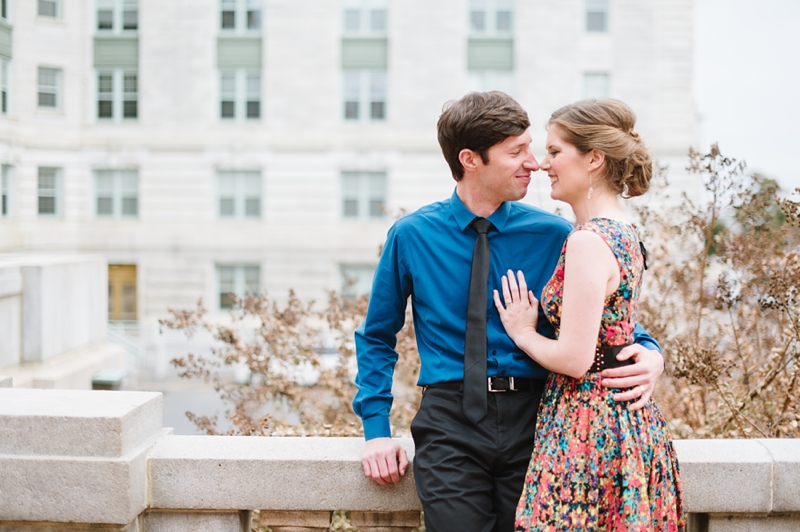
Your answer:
[493,230,619,378]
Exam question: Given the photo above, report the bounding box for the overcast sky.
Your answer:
[694,0,800,191]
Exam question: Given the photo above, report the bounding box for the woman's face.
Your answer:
[540,124,593,204]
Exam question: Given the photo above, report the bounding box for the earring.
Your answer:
[587,172,594,200]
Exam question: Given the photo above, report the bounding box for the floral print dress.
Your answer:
[515,218,684,532]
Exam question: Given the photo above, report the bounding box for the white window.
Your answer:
[216,264,260,310]
[38,67,61,109]
[470,0,513,36]
[217,171,261,218]
[1,165,10,217]
[95,170,138,217]
[96,0,138,33]
[1,59,9,114]
[37,167,60,216]
[220,0,261,32]
[340,264,376,299]
[343,0,388,36]
[586,0,609,33]
[219,69,260,120]
[583,72,610,99]
[97,70,137,120]
[38,0,60,18]
[468,0,514,95]
[343,70,386,121]
[341,171,386,219]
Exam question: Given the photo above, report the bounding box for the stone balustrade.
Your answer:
[1,388,798,532]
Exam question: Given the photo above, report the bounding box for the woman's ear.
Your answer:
[459,148,479,173]
[588,149,605,173]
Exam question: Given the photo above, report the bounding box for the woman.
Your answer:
[493,99,684,531]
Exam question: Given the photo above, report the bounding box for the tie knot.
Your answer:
[470,217,493,235]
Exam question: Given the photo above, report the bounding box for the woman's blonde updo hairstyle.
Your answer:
[549,99,652,198]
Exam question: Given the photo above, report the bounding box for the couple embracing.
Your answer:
[353,91,684,532]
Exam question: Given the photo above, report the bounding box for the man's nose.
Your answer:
[523,155,540,172]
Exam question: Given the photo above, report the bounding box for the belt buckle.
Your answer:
[488,376,514,392]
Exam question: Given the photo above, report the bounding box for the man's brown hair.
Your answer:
[437,91,530,181]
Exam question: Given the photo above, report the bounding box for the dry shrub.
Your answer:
[160,289,421,437]
[637,145,800,438]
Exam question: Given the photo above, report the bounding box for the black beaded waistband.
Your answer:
[589,344,635,373]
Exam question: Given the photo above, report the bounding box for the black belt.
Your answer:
[589,344,635,373]
[424,376,544,393]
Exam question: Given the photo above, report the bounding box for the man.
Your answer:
[353,92,664,532]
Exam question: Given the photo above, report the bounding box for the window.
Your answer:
[342,0,388,122]
[341,171,386,219]
[37,167,60,216]
[108,265,137,320]
[1,59,9,114]
[219,70,260,120]
[97,70,137,120]
[217,171,261,218]
[342,0,387,35]
[470,0,513,35]
[38,0,59,18]
[38,67,61,109]
[340,264,376,299]
[95,170,138,217]
[1,165,10,217]
[583,72,610,99]
[586,0,609,33]
[96,0,139,32]
[220,0,261,32]
[468,0,514,95]
[343,70,385,121]
[1,0,7,20]
[216,265,260,309]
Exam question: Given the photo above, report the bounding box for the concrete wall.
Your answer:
[0,389,798,532]
[0,255,125,389]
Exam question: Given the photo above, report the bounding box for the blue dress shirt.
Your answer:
[353,190,661,440]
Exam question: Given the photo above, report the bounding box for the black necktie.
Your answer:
[463,217,493,424]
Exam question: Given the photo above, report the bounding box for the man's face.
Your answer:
[472,130,539,204]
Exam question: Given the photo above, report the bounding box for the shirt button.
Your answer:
[492,350,497,355]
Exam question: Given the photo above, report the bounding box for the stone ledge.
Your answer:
[676,439,775,514]
[0,428,169,525]
[0,389,162,458]
[757,439,800,513]
[148,436,421,511]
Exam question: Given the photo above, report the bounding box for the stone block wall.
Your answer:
[0,389,799,532]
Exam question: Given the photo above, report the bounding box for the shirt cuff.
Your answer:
[363,415,392,440]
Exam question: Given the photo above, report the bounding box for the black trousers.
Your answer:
[410,384,544,532]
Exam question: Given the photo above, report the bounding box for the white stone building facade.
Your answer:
[0,0,699,325]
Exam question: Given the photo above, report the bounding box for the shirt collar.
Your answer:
[449,188,511,233]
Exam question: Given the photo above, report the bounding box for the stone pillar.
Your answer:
[349,511,422,532]
[0,389,166,529]
[259,510,332,531]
